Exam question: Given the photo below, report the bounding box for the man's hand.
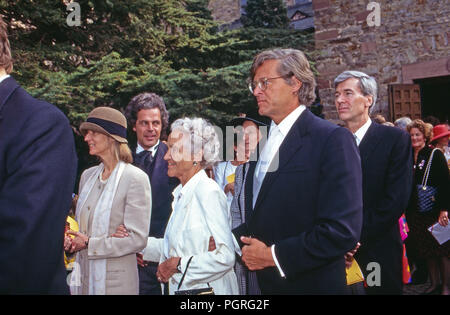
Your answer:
[136,253,148,268]
[208,236,216,251]
[241,236,275,271]
[344,242,361,269]
[156,257,180,283]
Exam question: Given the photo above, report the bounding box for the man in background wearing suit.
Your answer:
[334,71,413,294]
[0,16,78,294]
[232,48,363,294]
[125,92,178,295]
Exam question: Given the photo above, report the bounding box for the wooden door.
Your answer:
[388,84,421,121]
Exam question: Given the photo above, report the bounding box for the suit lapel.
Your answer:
[149,143,165,182]
[248,109,311,222]
[358,122,381,164]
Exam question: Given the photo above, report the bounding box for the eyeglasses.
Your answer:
[248,76,286,94]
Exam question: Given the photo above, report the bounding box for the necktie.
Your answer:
[136,150,153,170]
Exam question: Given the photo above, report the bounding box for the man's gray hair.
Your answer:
[250,48,317,106]
[171,117,221,169]
[394,116,412,131]
[334,71,378,110]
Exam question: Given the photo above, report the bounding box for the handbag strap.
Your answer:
[176,256,212,290]
[177,256,194,290]
[421,148,438,187]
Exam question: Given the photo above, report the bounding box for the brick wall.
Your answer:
[312,0,450,122]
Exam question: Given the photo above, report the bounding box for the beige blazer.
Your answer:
[76,163,152,295]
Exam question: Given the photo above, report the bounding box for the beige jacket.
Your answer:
[76,163,152,295]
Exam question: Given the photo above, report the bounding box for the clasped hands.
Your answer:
[64,224,129,254]
[239,237,361,271]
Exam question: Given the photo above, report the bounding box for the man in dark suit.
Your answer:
[334,70,413,294]
[232,48,363,294]
[0,17,78,294]
[125,92,178,295]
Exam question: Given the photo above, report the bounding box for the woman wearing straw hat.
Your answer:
[66,106,152,295]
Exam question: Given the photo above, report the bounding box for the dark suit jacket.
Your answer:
[0,77,78,294]
[355,122,413,295]
[132,142,178,238]
[233,109,363,294]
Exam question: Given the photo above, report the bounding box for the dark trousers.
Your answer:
[346,282,366,295]
[356,245,403,295]
[138,262,162,295]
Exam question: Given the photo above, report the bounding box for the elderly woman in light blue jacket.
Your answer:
[141,117,238,295]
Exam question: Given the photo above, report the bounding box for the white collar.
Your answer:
[353,118,372,146]
[172,169,207,202]
[136,140,160,156]
[0,74,10,84]
[271,105,306,137]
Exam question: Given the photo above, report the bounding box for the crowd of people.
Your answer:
[1,16,449,295]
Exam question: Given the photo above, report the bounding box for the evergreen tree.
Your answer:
[1,0,315,172]
[242,0,291,29]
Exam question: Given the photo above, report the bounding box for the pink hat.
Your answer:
[431,124,450,142]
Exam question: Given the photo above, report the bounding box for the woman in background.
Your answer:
[406,119,449,295]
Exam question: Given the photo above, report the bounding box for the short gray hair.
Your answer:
[250,48,317,106]
[394,116,412,130]
[334,71,378,109]
[171,117,221,169]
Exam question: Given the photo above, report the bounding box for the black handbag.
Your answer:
[417,148,438,213]
[174,256,215,295]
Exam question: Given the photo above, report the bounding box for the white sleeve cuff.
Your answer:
[271,245,286,278]
[233,235,242,256]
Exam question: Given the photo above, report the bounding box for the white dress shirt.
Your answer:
[242,105,305,278]
[353,118,372,146]
[253,105,306,207]
[136,140,160,157]
[213,161,238,211]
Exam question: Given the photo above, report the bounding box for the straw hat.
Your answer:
[80,107,128,143]
[431,124,450,143]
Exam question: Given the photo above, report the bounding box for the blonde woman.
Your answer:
[67,107,152,295]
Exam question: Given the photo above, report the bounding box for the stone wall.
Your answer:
[312,0,450,122]
[208,0,241,24]
[209,0,298,24]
